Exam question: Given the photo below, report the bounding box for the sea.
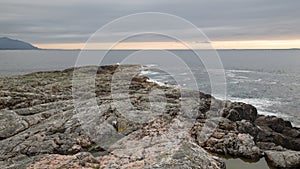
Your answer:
[0,49,299,127]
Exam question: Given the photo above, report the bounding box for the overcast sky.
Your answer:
[1,0,300,44]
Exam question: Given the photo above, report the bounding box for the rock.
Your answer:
[203,131,262,159]
[0,110,29,139]
[255,115,292,133]
[256,142,286,151]
[255,116,300,151]
[236,120,259,138]
[0,64,299,168]
[98,137,225,169]
[218,118,236,131]
[282,128,300,138]
[222,102,257,122]
[0,65,226,169]
[265,150,300,169]
[27,152,100,169]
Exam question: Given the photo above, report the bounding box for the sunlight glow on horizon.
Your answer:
[34,40,300,50]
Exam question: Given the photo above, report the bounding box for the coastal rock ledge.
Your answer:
[0,65,299,169]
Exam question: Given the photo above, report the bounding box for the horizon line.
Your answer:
[34,48,300,51]
[33,40,300,50]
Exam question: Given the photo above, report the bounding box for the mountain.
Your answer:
[0,37,38,50]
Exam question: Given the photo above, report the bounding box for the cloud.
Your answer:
[1,0,300,43]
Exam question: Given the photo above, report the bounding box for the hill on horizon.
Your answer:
[0,37,38,50]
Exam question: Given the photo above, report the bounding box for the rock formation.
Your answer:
[0,65,299,169]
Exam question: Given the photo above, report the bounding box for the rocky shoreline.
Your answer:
[0,65,299,169]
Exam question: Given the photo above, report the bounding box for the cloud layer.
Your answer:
[1,0,300,44]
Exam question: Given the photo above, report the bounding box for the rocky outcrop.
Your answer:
[194,103,300,168]
[0,64,299,169]
[255,115,300,151]
[265,150,300,169]
[194,101,300,168]
[0,65,225,169]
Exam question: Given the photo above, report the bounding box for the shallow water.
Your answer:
[222,157,275,169]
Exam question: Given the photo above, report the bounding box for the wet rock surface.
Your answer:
[0,64,299,169]
[265,150,300,169]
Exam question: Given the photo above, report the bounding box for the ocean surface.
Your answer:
[0,49,299,127]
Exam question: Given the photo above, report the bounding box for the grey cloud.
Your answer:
[0,0,300,43]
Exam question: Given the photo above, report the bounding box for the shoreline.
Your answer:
[0,65,300,168]
[141,66,300,128]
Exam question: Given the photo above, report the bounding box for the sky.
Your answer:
[1,0,300,49]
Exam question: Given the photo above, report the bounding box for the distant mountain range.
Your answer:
[0,37,38,50]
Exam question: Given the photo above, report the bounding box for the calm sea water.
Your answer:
[0,49,299,126]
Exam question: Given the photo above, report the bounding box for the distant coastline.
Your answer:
[0,36,299,51]
[0,37,39,50]
[11,48,300,51]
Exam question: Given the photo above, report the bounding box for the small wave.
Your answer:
[146,78,179,88]
[267,81,277,85]
[222,96,300,126]
[206,69,226,74]
[257,110,290,118]
[237,76,249,79]
[257,110,300,127]
[282,82,300,86]
[140,70,160,76]
[145,64,158,68]
[226,71,250,80]
[227,69,256,73]
[227,97,281,109]
[230,81,239,84]
[292,82,300,86]
[226,72,236,78]
[177,72,188,76]
[229,79,249,84]
[146,78,167,86]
